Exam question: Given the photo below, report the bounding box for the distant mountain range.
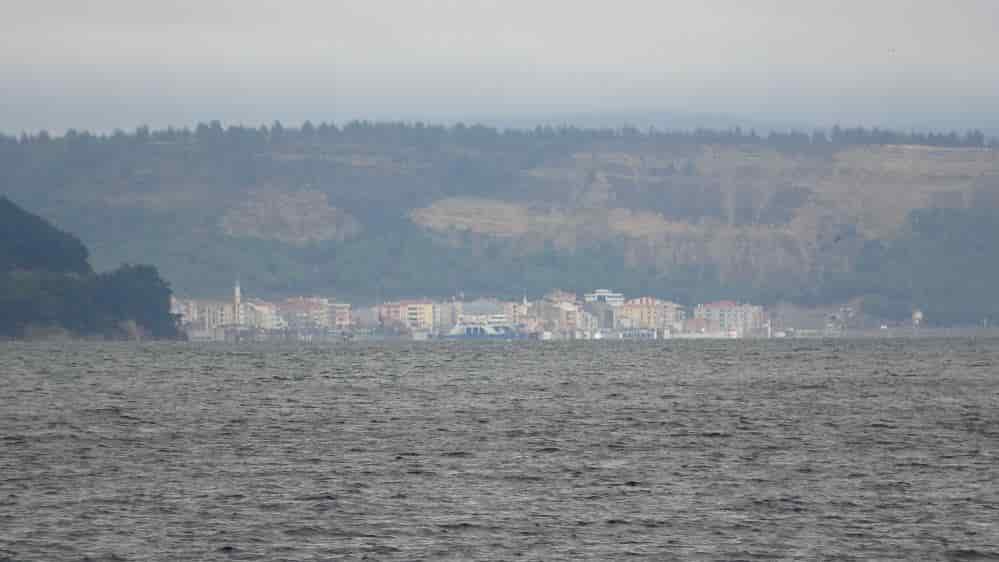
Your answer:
[3,120,999,326]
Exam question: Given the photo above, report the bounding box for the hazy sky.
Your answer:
[3,0,998,133]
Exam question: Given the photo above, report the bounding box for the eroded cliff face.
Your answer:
[220,189,361,245]
[411,198,817,289]
[514,144,992,233]
[409,143,998,289]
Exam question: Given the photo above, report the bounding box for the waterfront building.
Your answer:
[403,300,435,331]
[504,298,531,327]
[281,297,332,330]
[244,299,283,331]
[378,301,405,328]
[693,301,766,337]
[380,299,436,331]
[576,308,599,336]
[582,301,616,331]
[330,302,352,330]
[659,301,687,332]
[619,297,661,330]
[433,300,462,334]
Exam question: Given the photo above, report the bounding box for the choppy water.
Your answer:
[1,339,998,561]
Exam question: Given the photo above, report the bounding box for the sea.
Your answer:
[1,339,997,561]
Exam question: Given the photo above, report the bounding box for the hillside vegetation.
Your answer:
[0,196,91,276]
[3,122,998,325]
[0,196,180,339]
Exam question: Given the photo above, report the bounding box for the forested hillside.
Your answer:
[0,196,91,275]
[0,197,180,339]
[3,121,998,325]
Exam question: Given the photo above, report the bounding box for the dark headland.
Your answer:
[0,196,181,340]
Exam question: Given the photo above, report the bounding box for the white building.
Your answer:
[584,289,625,307]
[233,280,244,327]
[576,309,599,336]
[503,299,531,326]
[244,299,284,330]
[329,302,352,330]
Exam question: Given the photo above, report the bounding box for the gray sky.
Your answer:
[2,0,997,133]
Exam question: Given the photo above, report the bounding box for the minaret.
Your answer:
[233,279,242,327]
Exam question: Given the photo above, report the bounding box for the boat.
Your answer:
[444,323,521,340]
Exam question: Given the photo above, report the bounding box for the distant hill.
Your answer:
[0,196,180,339]
[2,121,998,325]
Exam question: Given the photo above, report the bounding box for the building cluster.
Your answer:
[173,282,772,341]
[172,282,352,342]
[376,290,768,340]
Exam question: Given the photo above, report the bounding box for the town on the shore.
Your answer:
[172,281,922,342]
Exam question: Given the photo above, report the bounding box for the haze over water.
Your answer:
[2,339,997,560]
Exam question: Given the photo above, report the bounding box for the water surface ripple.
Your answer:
[1,340,998,560]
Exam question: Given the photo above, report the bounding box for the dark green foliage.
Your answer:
[0,268,181,339]
[0,196,91,275]
[90,264,180,339]
[820,208,999,325]
[0,198,180,339]
[0,266,180,339]
[880,208,999,325]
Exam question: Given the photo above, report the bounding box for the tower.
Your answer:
[233,279,242,327]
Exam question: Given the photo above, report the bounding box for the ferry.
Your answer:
[444,323,521,340]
